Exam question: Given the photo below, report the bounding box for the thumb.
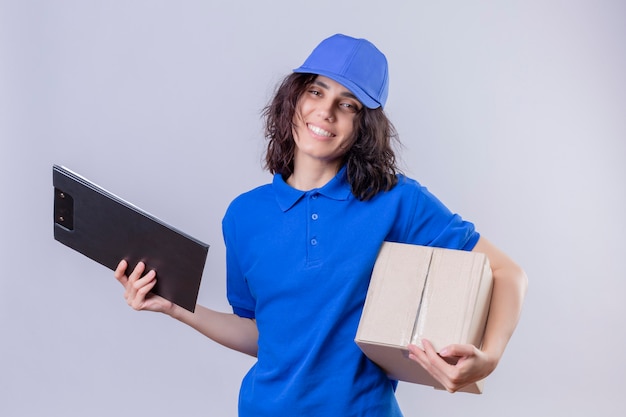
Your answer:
[439,344,475,361]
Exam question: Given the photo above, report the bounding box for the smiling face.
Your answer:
[292,75,362,172]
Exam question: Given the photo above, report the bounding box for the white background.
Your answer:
[1,1,625,416]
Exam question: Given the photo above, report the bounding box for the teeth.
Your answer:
[308,124,333,137]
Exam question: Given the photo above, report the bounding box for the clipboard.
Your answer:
[52,164,209,312]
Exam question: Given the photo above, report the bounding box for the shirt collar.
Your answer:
[273,165,352,212]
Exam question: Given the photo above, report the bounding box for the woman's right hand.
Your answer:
[115,260,259,356]
[114,260,174,315]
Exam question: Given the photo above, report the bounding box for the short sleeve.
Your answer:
[222,205,257,319]
[393,177,480,251]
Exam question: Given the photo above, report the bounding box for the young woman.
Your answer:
[115,34,527,416]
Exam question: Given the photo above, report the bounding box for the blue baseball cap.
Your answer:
[293,34,389,109]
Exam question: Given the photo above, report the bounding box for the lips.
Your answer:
[307,123,334,138]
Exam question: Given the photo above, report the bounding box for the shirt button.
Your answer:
[310,238,318,246]
[311,213,319,220]
[311,194,318,199]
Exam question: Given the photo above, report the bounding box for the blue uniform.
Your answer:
[222,166,479,416]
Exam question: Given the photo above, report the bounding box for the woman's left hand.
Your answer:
[407,339,498,393]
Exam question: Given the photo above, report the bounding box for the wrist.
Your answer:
[165,303,185,320]
[480,345,503,373]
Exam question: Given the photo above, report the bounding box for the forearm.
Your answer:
[481,265,527,363]
[168,304,259,357]
[473,238,528,364]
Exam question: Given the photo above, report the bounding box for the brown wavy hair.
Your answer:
[263,73,401,201]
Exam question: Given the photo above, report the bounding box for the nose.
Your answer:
[318,101,335,122]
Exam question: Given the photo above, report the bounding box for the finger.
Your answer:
[422,339,443,361]
[407,341,442,374]
[132,269,157,293]
[132,268,156,291]
[407,343,427,367]
[126,268,156,304]
[114,259,129,284]
[416,339,460,392]
[128,268,156,300]
[128,261,147,282]
[124,262,148,301]
[439,344,475,361]
[412,340,479,393]
[129,275,158,310]
[125,262,149,294]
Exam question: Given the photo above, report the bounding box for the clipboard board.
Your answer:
[52,164,209,312]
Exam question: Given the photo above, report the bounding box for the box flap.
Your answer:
[356,242,432,347]
[412,249,493,351]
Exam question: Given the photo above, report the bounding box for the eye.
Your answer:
[308,89,322,97]
[340,102,360,113]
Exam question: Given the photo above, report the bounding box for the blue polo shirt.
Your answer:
[222,166,479,417]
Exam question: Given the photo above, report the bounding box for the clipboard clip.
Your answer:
[54,188,74,231]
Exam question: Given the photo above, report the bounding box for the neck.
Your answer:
[287,156,341,191]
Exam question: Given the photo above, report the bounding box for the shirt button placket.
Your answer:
[308,193,321,263]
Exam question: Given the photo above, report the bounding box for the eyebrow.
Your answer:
[313,80,360,101]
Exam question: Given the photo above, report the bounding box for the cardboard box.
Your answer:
[355,242,493,394]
